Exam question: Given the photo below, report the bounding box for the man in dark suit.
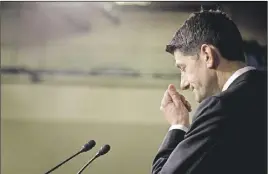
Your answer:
[152,9,267,174]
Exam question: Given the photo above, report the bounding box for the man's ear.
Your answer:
[200,44,220,69]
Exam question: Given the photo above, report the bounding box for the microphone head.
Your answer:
[97,144,111,156]
[81,140,96,152]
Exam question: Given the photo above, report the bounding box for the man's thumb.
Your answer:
[168,84,176,93]
[168,84,180,101]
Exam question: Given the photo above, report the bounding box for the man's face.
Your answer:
[174,50,218,103]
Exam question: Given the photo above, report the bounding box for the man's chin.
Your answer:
[193,90,207,103]
[194,93,204,103]
[195,97,202,103]
[195,94,211,103]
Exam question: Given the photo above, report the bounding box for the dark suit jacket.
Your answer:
[152,70,267,174]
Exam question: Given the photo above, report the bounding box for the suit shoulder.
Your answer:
[197,96,222,112]
[192,96,223,121]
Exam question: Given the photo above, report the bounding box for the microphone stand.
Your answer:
[44,140,96,174]
[76,156,98,174]
[45,151,83,174]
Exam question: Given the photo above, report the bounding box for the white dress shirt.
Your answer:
[169,66,256,133]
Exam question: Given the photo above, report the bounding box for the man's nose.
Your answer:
[180,76,190,90]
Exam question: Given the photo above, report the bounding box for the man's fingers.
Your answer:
[161,84,192,112]
[185,100,192,112]
[167,84,192,112]
[180,94,186,103]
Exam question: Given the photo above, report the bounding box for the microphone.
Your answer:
[44,140,96,174]
[77,144,111,174]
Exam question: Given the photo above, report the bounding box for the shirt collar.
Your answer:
[222,66,256,91]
